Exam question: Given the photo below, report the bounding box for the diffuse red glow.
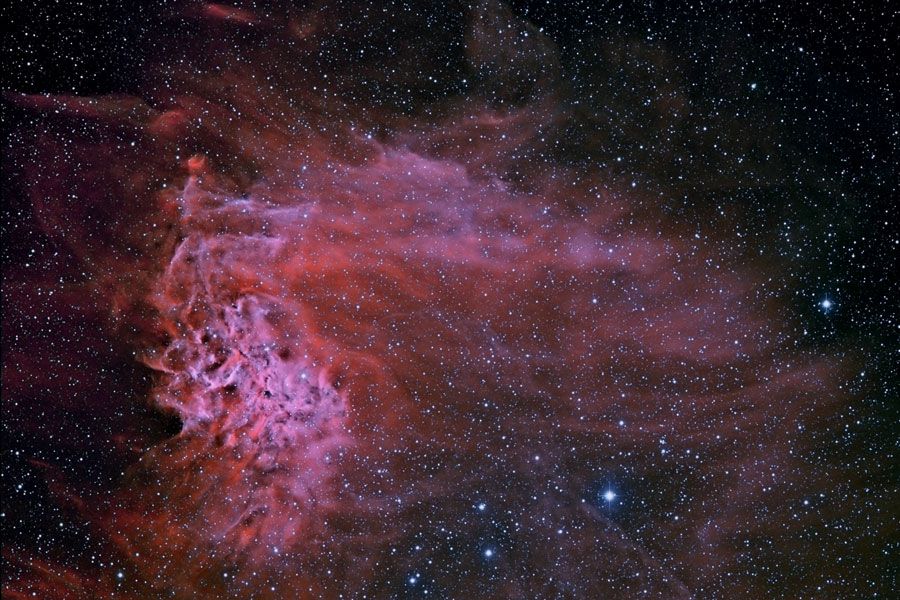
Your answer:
[3,2,855,597]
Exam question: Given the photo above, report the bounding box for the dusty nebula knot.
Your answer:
[2,1,895,598]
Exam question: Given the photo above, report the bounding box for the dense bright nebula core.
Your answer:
[2,1,896,598]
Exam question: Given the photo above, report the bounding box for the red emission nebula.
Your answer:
[1,1,887,598]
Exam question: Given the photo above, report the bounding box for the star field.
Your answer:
[2,1,897,598]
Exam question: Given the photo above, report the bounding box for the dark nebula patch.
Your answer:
[2,1,896,598]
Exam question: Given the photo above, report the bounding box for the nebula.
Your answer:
[2,1,890,598]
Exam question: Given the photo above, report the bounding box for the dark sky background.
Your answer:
[2,1,897,598]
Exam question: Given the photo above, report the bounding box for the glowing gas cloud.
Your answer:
[3,1,880,598]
